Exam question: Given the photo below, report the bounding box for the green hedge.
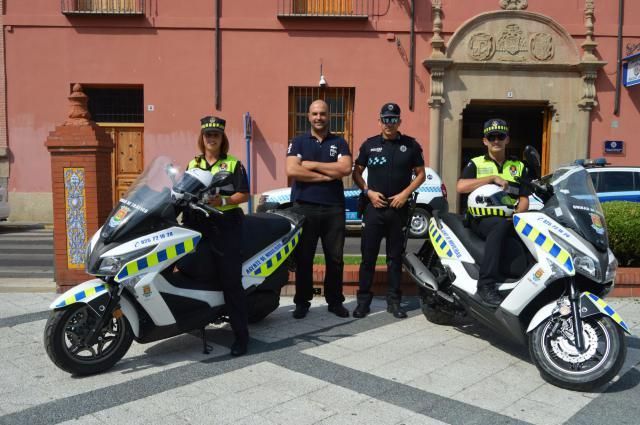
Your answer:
[603,201,640,267]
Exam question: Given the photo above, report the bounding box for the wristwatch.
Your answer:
[363,188,369,196]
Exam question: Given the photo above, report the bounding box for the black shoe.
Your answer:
[387,303,407,319]
[328,303,350,318]
[352,303,370,319]
[292,304,309,319]
[230,340,248,357]
[478,286,502,307]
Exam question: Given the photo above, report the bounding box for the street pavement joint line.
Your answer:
[271,352,532,425]
[0,306,419,424]
[0,311,50,328]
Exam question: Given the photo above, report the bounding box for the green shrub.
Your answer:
[603,201,640,267]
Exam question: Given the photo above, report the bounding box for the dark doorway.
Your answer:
[459,102,547,211]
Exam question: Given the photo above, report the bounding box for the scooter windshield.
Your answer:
[101,156,182,242]
[545,166,608,252]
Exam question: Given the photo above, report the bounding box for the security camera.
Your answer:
[319,75,327,87]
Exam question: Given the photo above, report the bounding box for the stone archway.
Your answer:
[424,2,605,212]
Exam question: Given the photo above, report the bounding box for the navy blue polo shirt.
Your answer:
[287,132,351,206]
[355,133,424,198]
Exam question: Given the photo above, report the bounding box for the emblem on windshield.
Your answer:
[109,206,131,228]
[590,213,605,235]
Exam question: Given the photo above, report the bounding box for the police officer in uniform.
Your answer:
[286,100,353,319]
[352,103,426,318]
[184,116,250,356]
[457,118,530,306]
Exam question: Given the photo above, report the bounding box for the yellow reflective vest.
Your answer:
[470,155,525,183]
[187,155,240,212]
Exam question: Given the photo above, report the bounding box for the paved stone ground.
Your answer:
[1,290,640,425]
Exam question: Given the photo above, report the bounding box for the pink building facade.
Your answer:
[2,0,639,221]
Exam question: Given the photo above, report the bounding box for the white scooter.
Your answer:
[44,156,302,375]
[403,147,629,391]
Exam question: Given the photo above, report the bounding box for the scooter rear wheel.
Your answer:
[529,315,626,391]
[44,303,133,375]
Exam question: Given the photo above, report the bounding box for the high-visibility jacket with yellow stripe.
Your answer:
[188,155,240,212]
[470,155,525,183]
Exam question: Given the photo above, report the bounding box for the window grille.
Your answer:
[61,0,144,15]
[278,0,369,18]
[84,87,143,123]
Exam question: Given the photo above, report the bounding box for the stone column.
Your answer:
[577,0,606,158]
[423,0,451,173]
[45,84,114,292]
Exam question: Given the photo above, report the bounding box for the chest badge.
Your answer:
[509,165,517,176]
[329,144,337,157]
[400,145,407,152]
[220,162,228,170]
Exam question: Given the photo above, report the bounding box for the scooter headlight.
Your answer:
[605,248,618,283]
[574,255,599,280]
[554,238,601,281]
[97,246,156,276]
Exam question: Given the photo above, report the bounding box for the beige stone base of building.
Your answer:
[8,192,53,223]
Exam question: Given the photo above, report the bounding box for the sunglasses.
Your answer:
[486,133,507,142]
[381,116,400,125]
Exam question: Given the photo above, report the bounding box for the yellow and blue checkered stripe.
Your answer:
[584,292,630,333]
[514,216,573,273]
[251,231,300,277]
[429,221,453,258]
[468,207,507,217]
[55,284,108,308]
[116,236,201,282]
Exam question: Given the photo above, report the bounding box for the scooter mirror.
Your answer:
[523,145,541,180]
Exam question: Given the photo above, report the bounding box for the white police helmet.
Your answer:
[171,168,213,200]
[467,184,517,217]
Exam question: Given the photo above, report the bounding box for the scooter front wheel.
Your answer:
[529,315,626,391]
[44,303,133,375]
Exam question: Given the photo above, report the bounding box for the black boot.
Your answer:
[477,285,502,307]
[353,293,373,318]
[387,302,407,319]
[230,339,248,356]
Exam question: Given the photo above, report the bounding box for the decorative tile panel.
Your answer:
[64,168,87,269]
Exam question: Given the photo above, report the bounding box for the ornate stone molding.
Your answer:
[581,0,597,61]
[430,0,445,58]
[500,0,527,10]
[64,84,92,126]
[466,24,555,63]
[577,67,599,111]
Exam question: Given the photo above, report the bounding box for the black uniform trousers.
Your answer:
[292,202,346,308]
[358,203,408,304]
[186,208,249,344]
[469,216,512,290]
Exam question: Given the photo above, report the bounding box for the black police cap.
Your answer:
[200,116,226,134]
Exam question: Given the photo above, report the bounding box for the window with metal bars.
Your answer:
[288,87,355,186]
[61,0,145,15]
[83,87,143,123]
[288,87,354,150]
[278,0,370,18]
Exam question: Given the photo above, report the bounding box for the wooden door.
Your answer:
[541,107,552,176]
[103,126,144,204]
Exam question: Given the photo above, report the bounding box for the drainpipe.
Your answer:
[409,0,415,111]
[614,0,623,116]
[215,0,221,110]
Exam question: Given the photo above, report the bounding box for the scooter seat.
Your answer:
[440,213,485,264]
[242,213,294,261]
